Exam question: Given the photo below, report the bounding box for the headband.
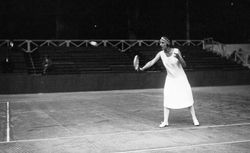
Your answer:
[160,37,170,45]
[161,36,170,41]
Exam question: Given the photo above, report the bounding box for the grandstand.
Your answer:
[0,40,247,74]
[0,39,250,94]
[32,46,134,74]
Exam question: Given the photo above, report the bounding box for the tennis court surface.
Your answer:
[0,85,250,153]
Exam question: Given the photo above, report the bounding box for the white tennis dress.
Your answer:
[159,49,194,109]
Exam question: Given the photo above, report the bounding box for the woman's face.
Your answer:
[160,39,167,49]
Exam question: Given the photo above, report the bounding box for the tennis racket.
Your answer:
[133,55,139,71]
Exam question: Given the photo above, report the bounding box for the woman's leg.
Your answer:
[189,105,199,126]
[159,107,170,127]
[164,107,170,123]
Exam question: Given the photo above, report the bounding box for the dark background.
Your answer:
[0,0,250,43]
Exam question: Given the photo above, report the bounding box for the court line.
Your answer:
[0,122,249,144]
[1,101,74,135]
[6,101,10,142]
[114,139,250,153]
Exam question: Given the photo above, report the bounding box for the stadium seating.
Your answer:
[0,45,247,75]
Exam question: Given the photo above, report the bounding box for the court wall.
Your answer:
[1,69,250,94]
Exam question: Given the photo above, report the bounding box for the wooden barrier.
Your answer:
[1,70,250,94]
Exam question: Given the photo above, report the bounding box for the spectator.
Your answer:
[42,55,52,74]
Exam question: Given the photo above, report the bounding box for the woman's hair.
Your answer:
[160,36,171,46]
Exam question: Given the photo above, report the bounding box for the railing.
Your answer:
[0,39,205,53]
[0,39,159,53]
[172,40,205,49]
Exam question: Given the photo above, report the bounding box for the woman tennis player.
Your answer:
[138,36,199,127]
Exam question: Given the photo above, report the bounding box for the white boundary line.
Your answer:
[6,101,10,142]
[0,122,249,144]
[115,139,250,153]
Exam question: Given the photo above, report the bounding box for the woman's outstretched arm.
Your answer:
[140,52,161,71]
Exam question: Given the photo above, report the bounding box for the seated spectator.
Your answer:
[236,48,244,64]
[229,49,244,64]
[42,55,52,74]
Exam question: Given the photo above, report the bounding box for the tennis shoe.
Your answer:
[193,119,200,126]
[159,121,168,128]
